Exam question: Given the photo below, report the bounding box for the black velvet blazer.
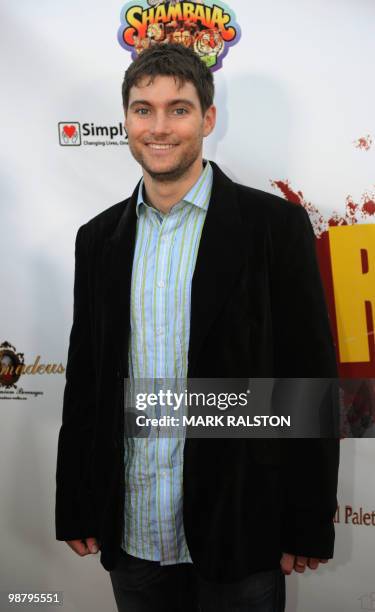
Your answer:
[55,161,340,582]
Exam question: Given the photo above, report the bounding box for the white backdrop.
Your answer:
[1,1,374,611]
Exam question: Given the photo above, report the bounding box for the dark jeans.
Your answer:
[109,549,285,612]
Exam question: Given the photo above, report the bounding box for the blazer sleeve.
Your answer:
[55,224,98,541]
[272,203,340,559]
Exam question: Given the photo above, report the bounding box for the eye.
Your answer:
[134,108,150,115]
[173,108,188,115]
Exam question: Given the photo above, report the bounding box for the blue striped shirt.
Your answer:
[121,160,213,564]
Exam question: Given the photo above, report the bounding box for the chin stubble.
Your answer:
[144,163,193,182]
[129,140,201,183]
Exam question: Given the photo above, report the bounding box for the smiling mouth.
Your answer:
[146,143,178,150]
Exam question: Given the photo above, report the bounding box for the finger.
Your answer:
[294,556,308,573]
[66,539,90,557]
[319,559,329,564]
[308,558,319,570]
[86,537,100,554]
[280,553,295,575]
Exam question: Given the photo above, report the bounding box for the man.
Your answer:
[55,44,340,611]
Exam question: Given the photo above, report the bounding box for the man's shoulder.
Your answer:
[234,180,302,220]
[230,179,312,241]
[78,197,131,243]
[211,160,307,227]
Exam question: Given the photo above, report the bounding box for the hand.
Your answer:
[280,553,328,575]
[66,537,100,557]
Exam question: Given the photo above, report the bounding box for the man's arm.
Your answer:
[272,204,340,568]
[55,224,98,546]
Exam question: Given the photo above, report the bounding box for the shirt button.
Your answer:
[156,327,163,335]
[157,280,165,288]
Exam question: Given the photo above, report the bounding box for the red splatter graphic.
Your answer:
[271,180,375,237]
[354,134,373,151]
[270,180,303,205]
[338,191,375,226]
[270,179,326,237]
[362,196,375,216]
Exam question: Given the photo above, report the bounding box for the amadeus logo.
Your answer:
[0,340,65,401]
[58,121,128,147]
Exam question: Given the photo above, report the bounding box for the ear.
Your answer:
[203,104,216,137]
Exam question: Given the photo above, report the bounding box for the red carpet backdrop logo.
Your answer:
[271,138,375,435]
[58,122,81,146]
[0,341,25,388]
[117,0,241,71]
[0,340,66,401]
[334,504,375,526]
[58,121,128,147]
[270,158,375,377]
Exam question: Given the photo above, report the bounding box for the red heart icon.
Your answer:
[63,125,76,138]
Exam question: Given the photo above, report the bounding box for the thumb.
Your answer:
[85,537,100,554]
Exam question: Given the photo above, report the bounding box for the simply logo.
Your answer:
[118,0,241,71]
[58,122,81,146]
[58,121,128,147]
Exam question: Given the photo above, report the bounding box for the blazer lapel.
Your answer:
[104,180,140,376]
[187,161,247,375]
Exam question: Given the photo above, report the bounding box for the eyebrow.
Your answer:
[129,98,196,109]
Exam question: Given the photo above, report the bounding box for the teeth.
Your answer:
[148,144,175,150]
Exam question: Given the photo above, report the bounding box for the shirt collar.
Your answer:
[135,159,213,218]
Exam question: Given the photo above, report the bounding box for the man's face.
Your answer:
[124,75,216,182]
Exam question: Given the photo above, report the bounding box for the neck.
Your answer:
[142,156,204,214]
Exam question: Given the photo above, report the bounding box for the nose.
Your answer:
[149,111,172,138]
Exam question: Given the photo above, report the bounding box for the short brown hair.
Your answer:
[122,43,215,115]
